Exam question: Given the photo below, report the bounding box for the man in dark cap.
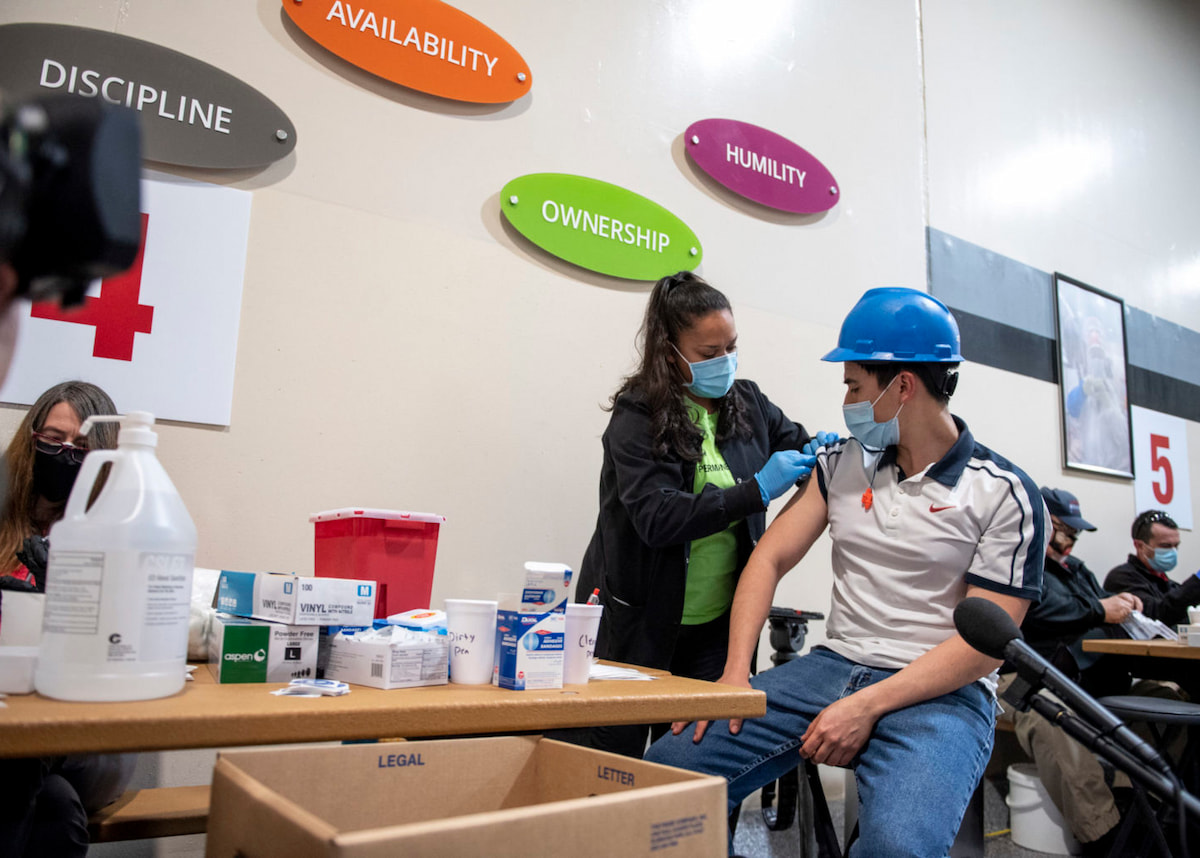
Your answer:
[1024,488,1143,694]
[996,487,1143,855]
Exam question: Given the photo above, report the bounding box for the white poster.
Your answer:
[1130,405,1193,530]
[0,170,251,426]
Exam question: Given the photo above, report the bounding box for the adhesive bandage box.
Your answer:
[324,626,449,689]
[216,570,377,626]
[520,561,573,612]
[495,607,565,690]
[208,613,319,683]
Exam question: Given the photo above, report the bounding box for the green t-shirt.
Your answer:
[682,401,739,625]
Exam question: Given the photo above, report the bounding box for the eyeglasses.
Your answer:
[32,432,89,465]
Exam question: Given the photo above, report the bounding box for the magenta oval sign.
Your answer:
[684,119,839,214]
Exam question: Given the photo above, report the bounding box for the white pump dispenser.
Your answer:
[35,411,198,701]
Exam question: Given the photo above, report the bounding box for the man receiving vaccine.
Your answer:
[646,287,1048,858]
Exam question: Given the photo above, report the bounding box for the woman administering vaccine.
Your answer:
[577,271,834,758]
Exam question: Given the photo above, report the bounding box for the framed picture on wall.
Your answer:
[1053,273,1134,478]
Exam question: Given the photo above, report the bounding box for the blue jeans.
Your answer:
[644,647,995,858]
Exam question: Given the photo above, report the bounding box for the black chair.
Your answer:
[1096,695,1200,858]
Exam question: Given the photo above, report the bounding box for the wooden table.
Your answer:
[0,662,765,758]
[1081,638,1200,660]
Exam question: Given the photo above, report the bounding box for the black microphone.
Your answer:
[953,596,1174,778]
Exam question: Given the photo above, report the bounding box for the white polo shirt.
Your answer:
[815,417,1046,678]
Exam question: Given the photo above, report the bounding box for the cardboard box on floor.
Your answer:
[206,736,725,857]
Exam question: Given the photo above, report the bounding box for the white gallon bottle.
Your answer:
[35,411,197,701]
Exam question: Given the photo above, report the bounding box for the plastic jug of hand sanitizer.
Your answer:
[35,411,197,701]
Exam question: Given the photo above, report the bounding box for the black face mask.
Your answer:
[32,449,82,503]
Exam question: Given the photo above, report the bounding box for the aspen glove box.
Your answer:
[206,736,726,857]
[208,613,318,684]
[216,570,376,626]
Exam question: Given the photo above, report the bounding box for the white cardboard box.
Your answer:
[216,570,377,626]
[206,736,726,857]
[324,629,449,689]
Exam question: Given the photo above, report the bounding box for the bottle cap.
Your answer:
[80,411,158,447]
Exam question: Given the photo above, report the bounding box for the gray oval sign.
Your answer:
[0,23,296,169]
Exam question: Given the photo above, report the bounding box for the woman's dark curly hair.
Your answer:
[608,271,752,461]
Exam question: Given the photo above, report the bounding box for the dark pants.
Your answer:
[0,758,88,858]
[587,612,731,758]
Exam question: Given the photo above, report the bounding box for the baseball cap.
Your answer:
[1040,487,1097,532]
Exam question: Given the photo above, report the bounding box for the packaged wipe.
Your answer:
[217,570,377,626]
[208,613,318,683]
[324,625,448,690]
[521,561,573,612]
[386,608,446,631]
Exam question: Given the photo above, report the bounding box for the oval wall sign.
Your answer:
[0,23,296,170]
[282,0,531,104]
[501,174,703,281]
[684,118,839,214]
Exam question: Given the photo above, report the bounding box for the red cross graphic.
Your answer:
[31,214,155,362]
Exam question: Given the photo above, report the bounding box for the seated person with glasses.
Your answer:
[0,380,118,589]
[0,380,135,858]
[1106,509,1200,630]
[996,488,1163,857]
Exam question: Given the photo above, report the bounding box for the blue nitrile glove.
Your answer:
[801,430,840,457]
[754,451,817,506]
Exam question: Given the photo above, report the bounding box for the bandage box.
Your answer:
[311,509,445,619]
[208,613,318,684]
[521,561,573,612]
[324,628,449,689]
[495,608,565,690]
[216,570,377,626]
[207,736,726,857]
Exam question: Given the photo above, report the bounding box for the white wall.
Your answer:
[0,0,932,641]
[1,4,1199,847]
[924,0,1200,576]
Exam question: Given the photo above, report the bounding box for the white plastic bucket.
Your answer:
[1006,763,1082,855]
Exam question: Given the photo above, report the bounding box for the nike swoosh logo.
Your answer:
[929,504,955,513]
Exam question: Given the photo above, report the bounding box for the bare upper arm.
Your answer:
[753,478,829,576]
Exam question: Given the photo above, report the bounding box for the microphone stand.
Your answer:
[1004,675,1200,855]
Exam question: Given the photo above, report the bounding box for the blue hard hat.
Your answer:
[822,287,963,363]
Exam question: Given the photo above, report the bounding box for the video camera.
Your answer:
[0,93,142,308]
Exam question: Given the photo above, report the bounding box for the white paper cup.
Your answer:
[1189,606,1200,625]
[563,604,603,684]
[444,599,497,685]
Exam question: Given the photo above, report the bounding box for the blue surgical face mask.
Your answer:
[671,343,737,399]
[843,375,902,451]
[1148,547,1178,573]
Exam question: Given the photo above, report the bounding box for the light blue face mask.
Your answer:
[1148,547,1178,573]
[843,375,902,451]
[672,343,737,399]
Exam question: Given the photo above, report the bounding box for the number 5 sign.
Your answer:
[1131,406,1193,530]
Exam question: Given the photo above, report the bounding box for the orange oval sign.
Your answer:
[282,0,531,104]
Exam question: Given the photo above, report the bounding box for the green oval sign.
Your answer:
[500,173,702,280]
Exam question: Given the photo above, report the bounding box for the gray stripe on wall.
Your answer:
[927,228,1055,340]
[928,227,1200,386]
[1125,307,1200,390]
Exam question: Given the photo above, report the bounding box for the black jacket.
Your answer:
[576,379,809,670]
[1104,555,1200,627]
[1020,554,1116,665]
